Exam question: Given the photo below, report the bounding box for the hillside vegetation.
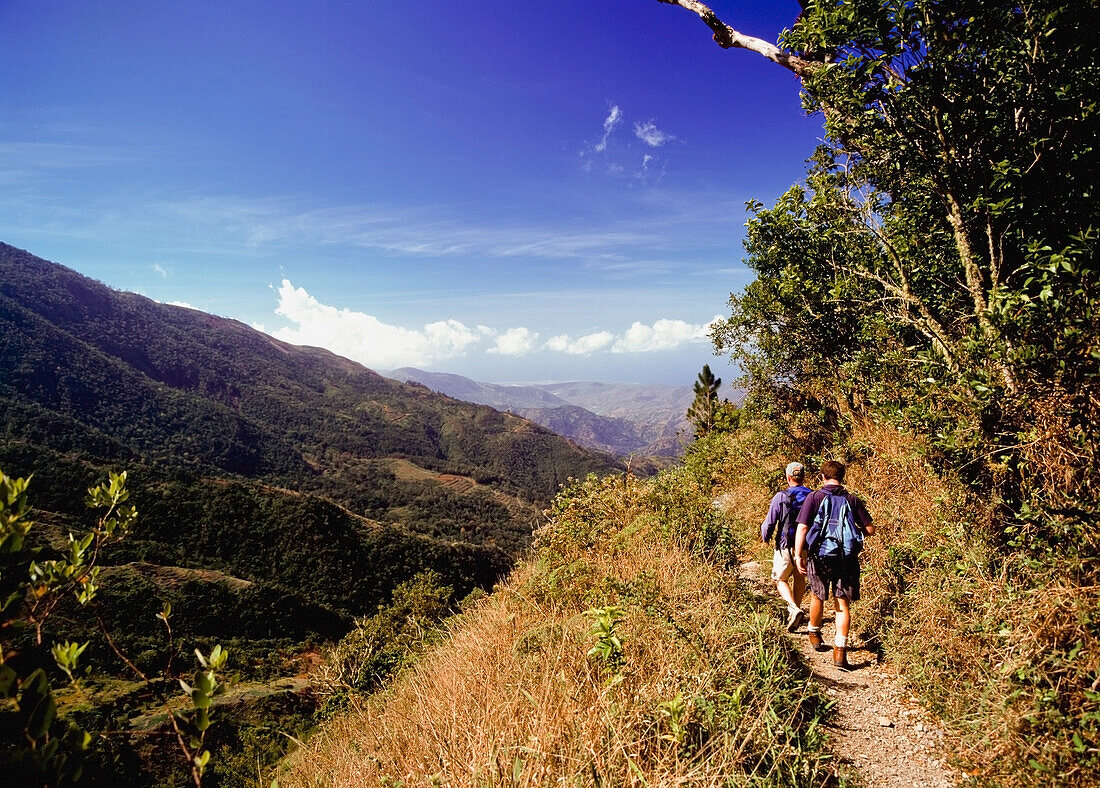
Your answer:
[284,3,1097,786]
[282,410,1094,787]
[282,449,838,787]
[0,244,619,784]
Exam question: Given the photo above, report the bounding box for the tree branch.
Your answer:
[654,0,821,77]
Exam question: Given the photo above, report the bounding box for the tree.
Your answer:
[687,365,723,437]
[655,0,1099,511]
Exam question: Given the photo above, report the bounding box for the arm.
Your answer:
[760,493,783,543]
[854,495,875,536]
[793,522,809,574]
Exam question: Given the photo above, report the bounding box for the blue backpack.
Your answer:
[809,490,863,560]
[764,486,809,550]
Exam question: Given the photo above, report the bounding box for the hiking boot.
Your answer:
[833,646,853,671]
[786,608,806,632]
[807,630,828,651]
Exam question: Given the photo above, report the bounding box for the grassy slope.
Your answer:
[280,417,1098,787]
[281,469,841,787]
[703,419,1098,787]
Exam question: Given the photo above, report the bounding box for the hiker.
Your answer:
[761,461,812,632]
[794,459,875,671]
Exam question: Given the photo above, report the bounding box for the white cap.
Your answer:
[785,462,805,477]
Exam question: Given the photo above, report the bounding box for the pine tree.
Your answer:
[687,364,721,438]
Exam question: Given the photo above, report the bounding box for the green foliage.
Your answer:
[177,645,230,783]
[686,364,742,440]
[316,571,454,713]
[584,605,625,677]
[698,4,1099,779]
[0,469,242,787]
[0,470,137,784]
[720,0,1099,503]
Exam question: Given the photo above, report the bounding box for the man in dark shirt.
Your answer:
[793,459,875,670]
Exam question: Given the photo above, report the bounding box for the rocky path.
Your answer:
[740,559,961,788]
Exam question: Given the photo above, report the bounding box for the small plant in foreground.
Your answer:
[584,604,625,678]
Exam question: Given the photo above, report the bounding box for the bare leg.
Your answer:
[776,578,799,613]
[834,597,851,640]
[808,594,824,629]
[792,571,806,609]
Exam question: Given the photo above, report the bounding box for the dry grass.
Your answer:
[701,415,1099,785]
[792,419,1099,787]
[279,473,837,787]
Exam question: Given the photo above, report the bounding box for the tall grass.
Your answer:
[707,418,1099,787]
[279,471,843,786]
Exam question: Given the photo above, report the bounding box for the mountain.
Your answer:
[387,368,569,410]
[0,240,619,623]
[0,241,627,782]
[388,368,694,457]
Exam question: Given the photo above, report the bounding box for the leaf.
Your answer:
[191,689,212,709]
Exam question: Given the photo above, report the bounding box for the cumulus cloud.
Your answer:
[265,280,717,369]
[634,120,674,147]
[611,317,718,353]
[544,331,615,355]
[488,327,539,356]
[594,105,623,153]
[270,279,488,368]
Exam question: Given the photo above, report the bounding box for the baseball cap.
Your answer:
[785,462,805,477]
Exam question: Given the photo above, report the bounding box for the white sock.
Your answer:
[835,634,848,648]
[808,625,822,633]
[788,603,801,615]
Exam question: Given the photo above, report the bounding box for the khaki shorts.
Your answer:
[771,548,797,582]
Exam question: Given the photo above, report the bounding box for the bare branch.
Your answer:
[654,0,821,77]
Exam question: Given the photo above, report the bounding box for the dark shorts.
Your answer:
[807,556,861,601]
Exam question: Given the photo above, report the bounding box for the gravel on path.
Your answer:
[741,559,961,788]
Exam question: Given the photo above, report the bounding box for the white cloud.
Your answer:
[166,299,198,310]
[544,331,615,355]
[152,263,170,278]
[594,105,623,153]
[264,280,720,369]
[270,279,487,368]
[488,327,538,356]
[634,120,674,147]
[611,317,718,353]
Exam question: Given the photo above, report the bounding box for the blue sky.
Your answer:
[0,0,821,386]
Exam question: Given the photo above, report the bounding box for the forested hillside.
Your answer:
[0,243,618,785]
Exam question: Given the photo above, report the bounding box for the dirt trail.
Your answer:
[740,559,961,788]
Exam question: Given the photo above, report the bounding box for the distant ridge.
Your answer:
[387,368,695,457]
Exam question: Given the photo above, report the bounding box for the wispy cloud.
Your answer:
[0,141,138,170]
[634,120,674,148]
[594,105,622,153]
[159,196,670,268]
[152,263,170,278]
